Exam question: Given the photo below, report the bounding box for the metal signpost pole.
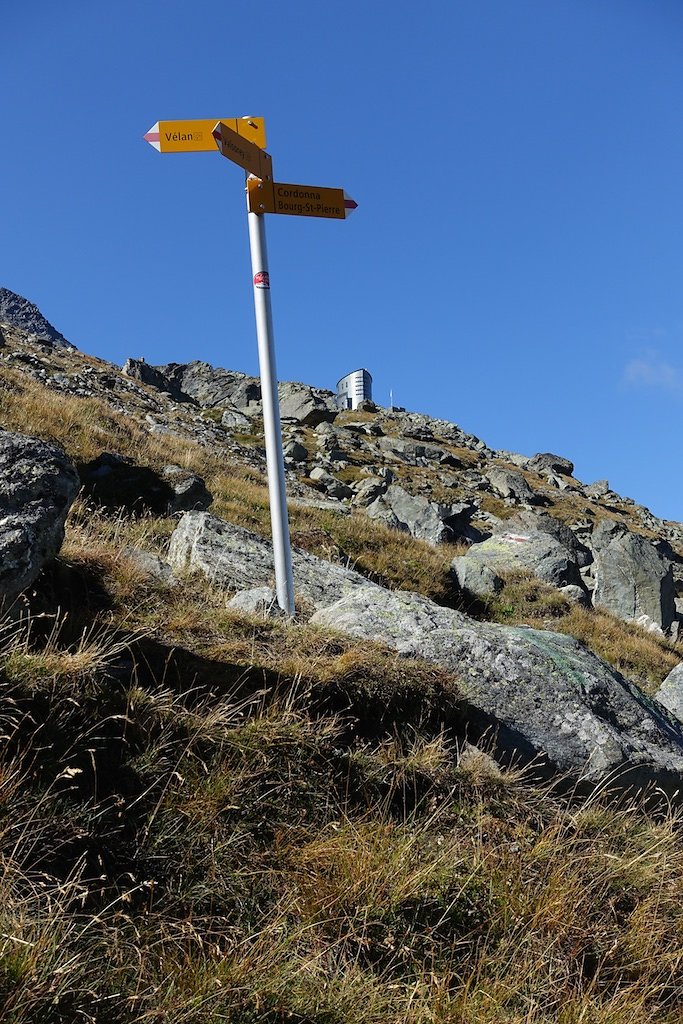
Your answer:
[246,194,295,616]
[145,116,357,618]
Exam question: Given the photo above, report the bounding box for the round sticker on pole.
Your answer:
[254,271,270,289]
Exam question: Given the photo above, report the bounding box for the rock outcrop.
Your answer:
[0,430,80,600]
[485,468,539,504]
[164,509,683,793]
[311,585,683,792]
[452,524,583,589]
[528,452,574,477]
[0,288,74,348]
[366,484,475,546]
[655,663,683,723]
[122,358,192,401]
[451,557,503,599]
[168,512,375,611]
[278,382,337,425]
[507,510,593,568]
[158,361,262,410]
[221,404,252,430]
[592,520,675,631]
[309,467,354,500]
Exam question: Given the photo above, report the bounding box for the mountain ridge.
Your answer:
[0,286,75,348]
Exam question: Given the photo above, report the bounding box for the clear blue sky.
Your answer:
[3,0,683,520]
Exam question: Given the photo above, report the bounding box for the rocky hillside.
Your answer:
[7,318,683,629]
[1,298,683,1022]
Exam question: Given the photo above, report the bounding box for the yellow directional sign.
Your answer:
[144,117,266,153]
[213,121,273,180]
[247,179,358,219]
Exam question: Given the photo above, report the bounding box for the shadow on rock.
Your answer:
[78,453,212,516]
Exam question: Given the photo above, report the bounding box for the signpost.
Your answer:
[144,116,266,153]
[212,122,273,182]
[247,179,357,219]
[144,113,357,616]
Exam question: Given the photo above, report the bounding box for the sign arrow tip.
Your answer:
[343,191,358,215]
[144,122,161,151]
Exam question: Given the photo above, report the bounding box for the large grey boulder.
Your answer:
[168,512,375,611]
[584,480,611,499]
[351,477,389,508]
[485,468,538,503]
[283,440,309,464]
[504,510,593,568]
[122,358,189,400]
[221,404,253,431]
[592,520,675,631]
[309,467,353,500]
[123,548,176,585]
[453,526,583,588]
[376,436,428,464]
[387,411,486,453]
[365,484,474,546]
[315,426,349,463]
[161,465,213,514]
[451,557,503,599]
[278,382,337,426]
[528,452,574,476]
[226,586,283,618]
[0,430,80,600]
[311,586,683,792]
[655,664,683,723]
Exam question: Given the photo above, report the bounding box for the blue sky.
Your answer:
[2,0,683,520]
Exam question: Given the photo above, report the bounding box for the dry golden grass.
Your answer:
[2,620,133,690]
[293,508,460,601]
[476,492,520,520]
[486,571,574,623]
[202,466,272,534]
[486,571,681,690]
[0,363,201,470]
[1,549,683,1021]
[54,501,458,716]
[558,605,681,690]
[335,409,379,425]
